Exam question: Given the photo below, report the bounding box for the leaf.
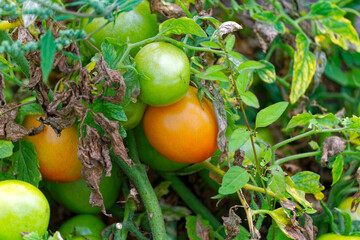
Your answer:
[241,91,259,108]
[291,171,325,195]
[238,61,265,71]
[101,41,117,69]
[290,33,316,104]
[40,30,56,83]
[255,60,276,84]
[0,140,14,158]
[228,129,251,153]
[285,177,312,208]
[255,102,289,129]
[195,66,228,82]
[159,17,207,37]
[225,35,236,52]
[266,224,292,240]
[91,99,127,122]
[185,216,211,240]
[331,155,344,186]
[219,166,250,195]
[286,112,314,129]
[200,41,220,49]
[22,232,41,240]
[12,140,41,187]
[268,165,286,197]
[309,1,345,19]
[17,101,43,124]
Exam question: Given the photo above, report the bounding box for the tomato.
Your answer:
[338,197,360,221]
[134,121,189,171]
[70,235,101,240]
[59,214,106,239]
[0,180,50,240]
[122,99,147,130]
[84,0,157,56]
[23,115,82,183]
[46,164,122,214]
[135,42,190,106]
[317,233,360,240]
[143,86,218,163]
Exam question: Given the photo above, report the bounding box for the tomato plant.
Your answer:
[46,164,122,214]
[122,99,147,130]
[135,42,190,106]
[143,86,218,163]
[22,115,82,183]
[59,214,106,239]
[0,180,50,240]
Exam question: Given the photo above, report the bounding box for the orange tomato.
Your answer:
[22,115,82,183]
[143,86,218,164]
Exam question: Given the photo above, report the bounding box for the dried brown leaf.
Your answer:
[214,21,242,38]
[321,136,346,167]
[196,217,210,240]
[222,207,242,240]
[149,0,186,18]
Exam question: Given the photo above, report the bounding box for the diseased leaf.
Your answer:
[40,30,56,83]
[219,166,249,195]
[309,1,345,19]
[255,102,289,128]
[241,91,259,109]
[228,128,251,153]
[255,60,276,84]
[285,177,312,209]
[291,171,325,195]
[331,155,344,186]
[268,165,286,197]
[185,216,211,240]
[287,112,314,129]
[160,17,207,37]
[0,140,14,159]
[238,61,265,71]
[290,33,316,104]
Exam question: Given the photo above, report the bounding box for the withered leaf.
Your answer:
[196,217,210,240]
[321,136,346,167]
[149,0,186,18]
[222,207,242,240]
[304,213,317,240]
[254,22,278,52]
[214,21,242,38]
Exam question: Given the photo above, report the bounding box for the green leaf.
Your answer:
[236,70,250,93]
[101,41,117,68]
[159,17,207,37]
[228,128,251,153]
[290,33,316,104]
[238,61,265,71]
[225,35,236,52]
[219,166,249,195]
[309,2,345,19]
[291,171,324,194]
[22,232,41,240]
[185,216,211,240]
[241,91,259,108]
[255,60,276,84]
[286,112,314,129]
[91,99,127,122]
[0,140,14,158]
[252,11,276,22]
[268,165,285,197]
[331,155,344,186]
[17,101,43,124]
[255,102,289,129]
[200,41,220,49]
[195,65,228,82]
[12,140,41,187]
[40,30,56,83]
[266,224,292,240]
[285,177,312,208]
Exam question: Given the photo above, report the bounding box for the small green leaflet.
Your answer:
[255,60,276,84]
[331,155,343,186]
[228,128,251,153]
[12,140,42,187]
[238,60,265,71]
[290,33,316,104]
[225,35,236,52]
[241,91,259,108]
[0,140,14,158]
[291,171,324,194]
[159,17,207,37]
[286,112,314,129]
[236,70,250,93]
[266,224,291,240]
[40,30,56,84]
[218,166,249,195]
[91,99,127,122]
[268,165,286,197]
[195,65,228,82]
[255,102,288,129]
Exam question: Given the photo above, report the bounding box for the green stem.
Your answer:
[112,131,166,240]
[276,76,290,88]
[0,31,30,78]
[294,15,314,24]
[0,71,22,86]
[121,221,148,240]
[275,151,322,165]
[176,0,192,18]
[158,172,225,236]
[320,201,338,234]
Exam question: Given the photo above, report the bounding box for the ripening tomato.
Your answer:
[143,86,218,164]
[338,197,360,221]
[59,214,106,239]
[317,233,360,240]
[22,115,82,183]
[0,180,50,240]
[122,100,147,130]
[135,42,190,106]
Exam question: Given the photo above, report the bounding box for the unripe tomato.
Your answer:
[317,233,360,240]
[23,115,82,183]
[0,180,50,240]
[143,86,218,163]
[59,214,106,239]
[84,0,157,56]
[134,122,189,171]
[122,100,147,130]
[46,165,122,214]
[135,42,190,106]
[338,197,360,221]
[70,235,101,240]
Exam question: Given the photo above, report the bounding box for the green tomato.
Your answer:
[84,0,157,56]
[0,180,50,240]
[317,233,360,240]
[59,214,106,238]
[122,100,147,130]
[134,121,189,171]
[135,42,190,106]
[338,197,360,221]
[46,165,122,214]
[68,235,101,240]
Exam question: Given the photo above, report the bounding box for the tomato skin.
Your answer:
[338,197,360,221]
[143,86,218,164]
[0,180,50,240]
[46,165,122,214]
[122,100,147,130]
[84,0,157,56]
[134,122,189,171]
[317,233,360,240]
[135,42,190,106]
[22,115,82,183]
[59,214,106,238]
